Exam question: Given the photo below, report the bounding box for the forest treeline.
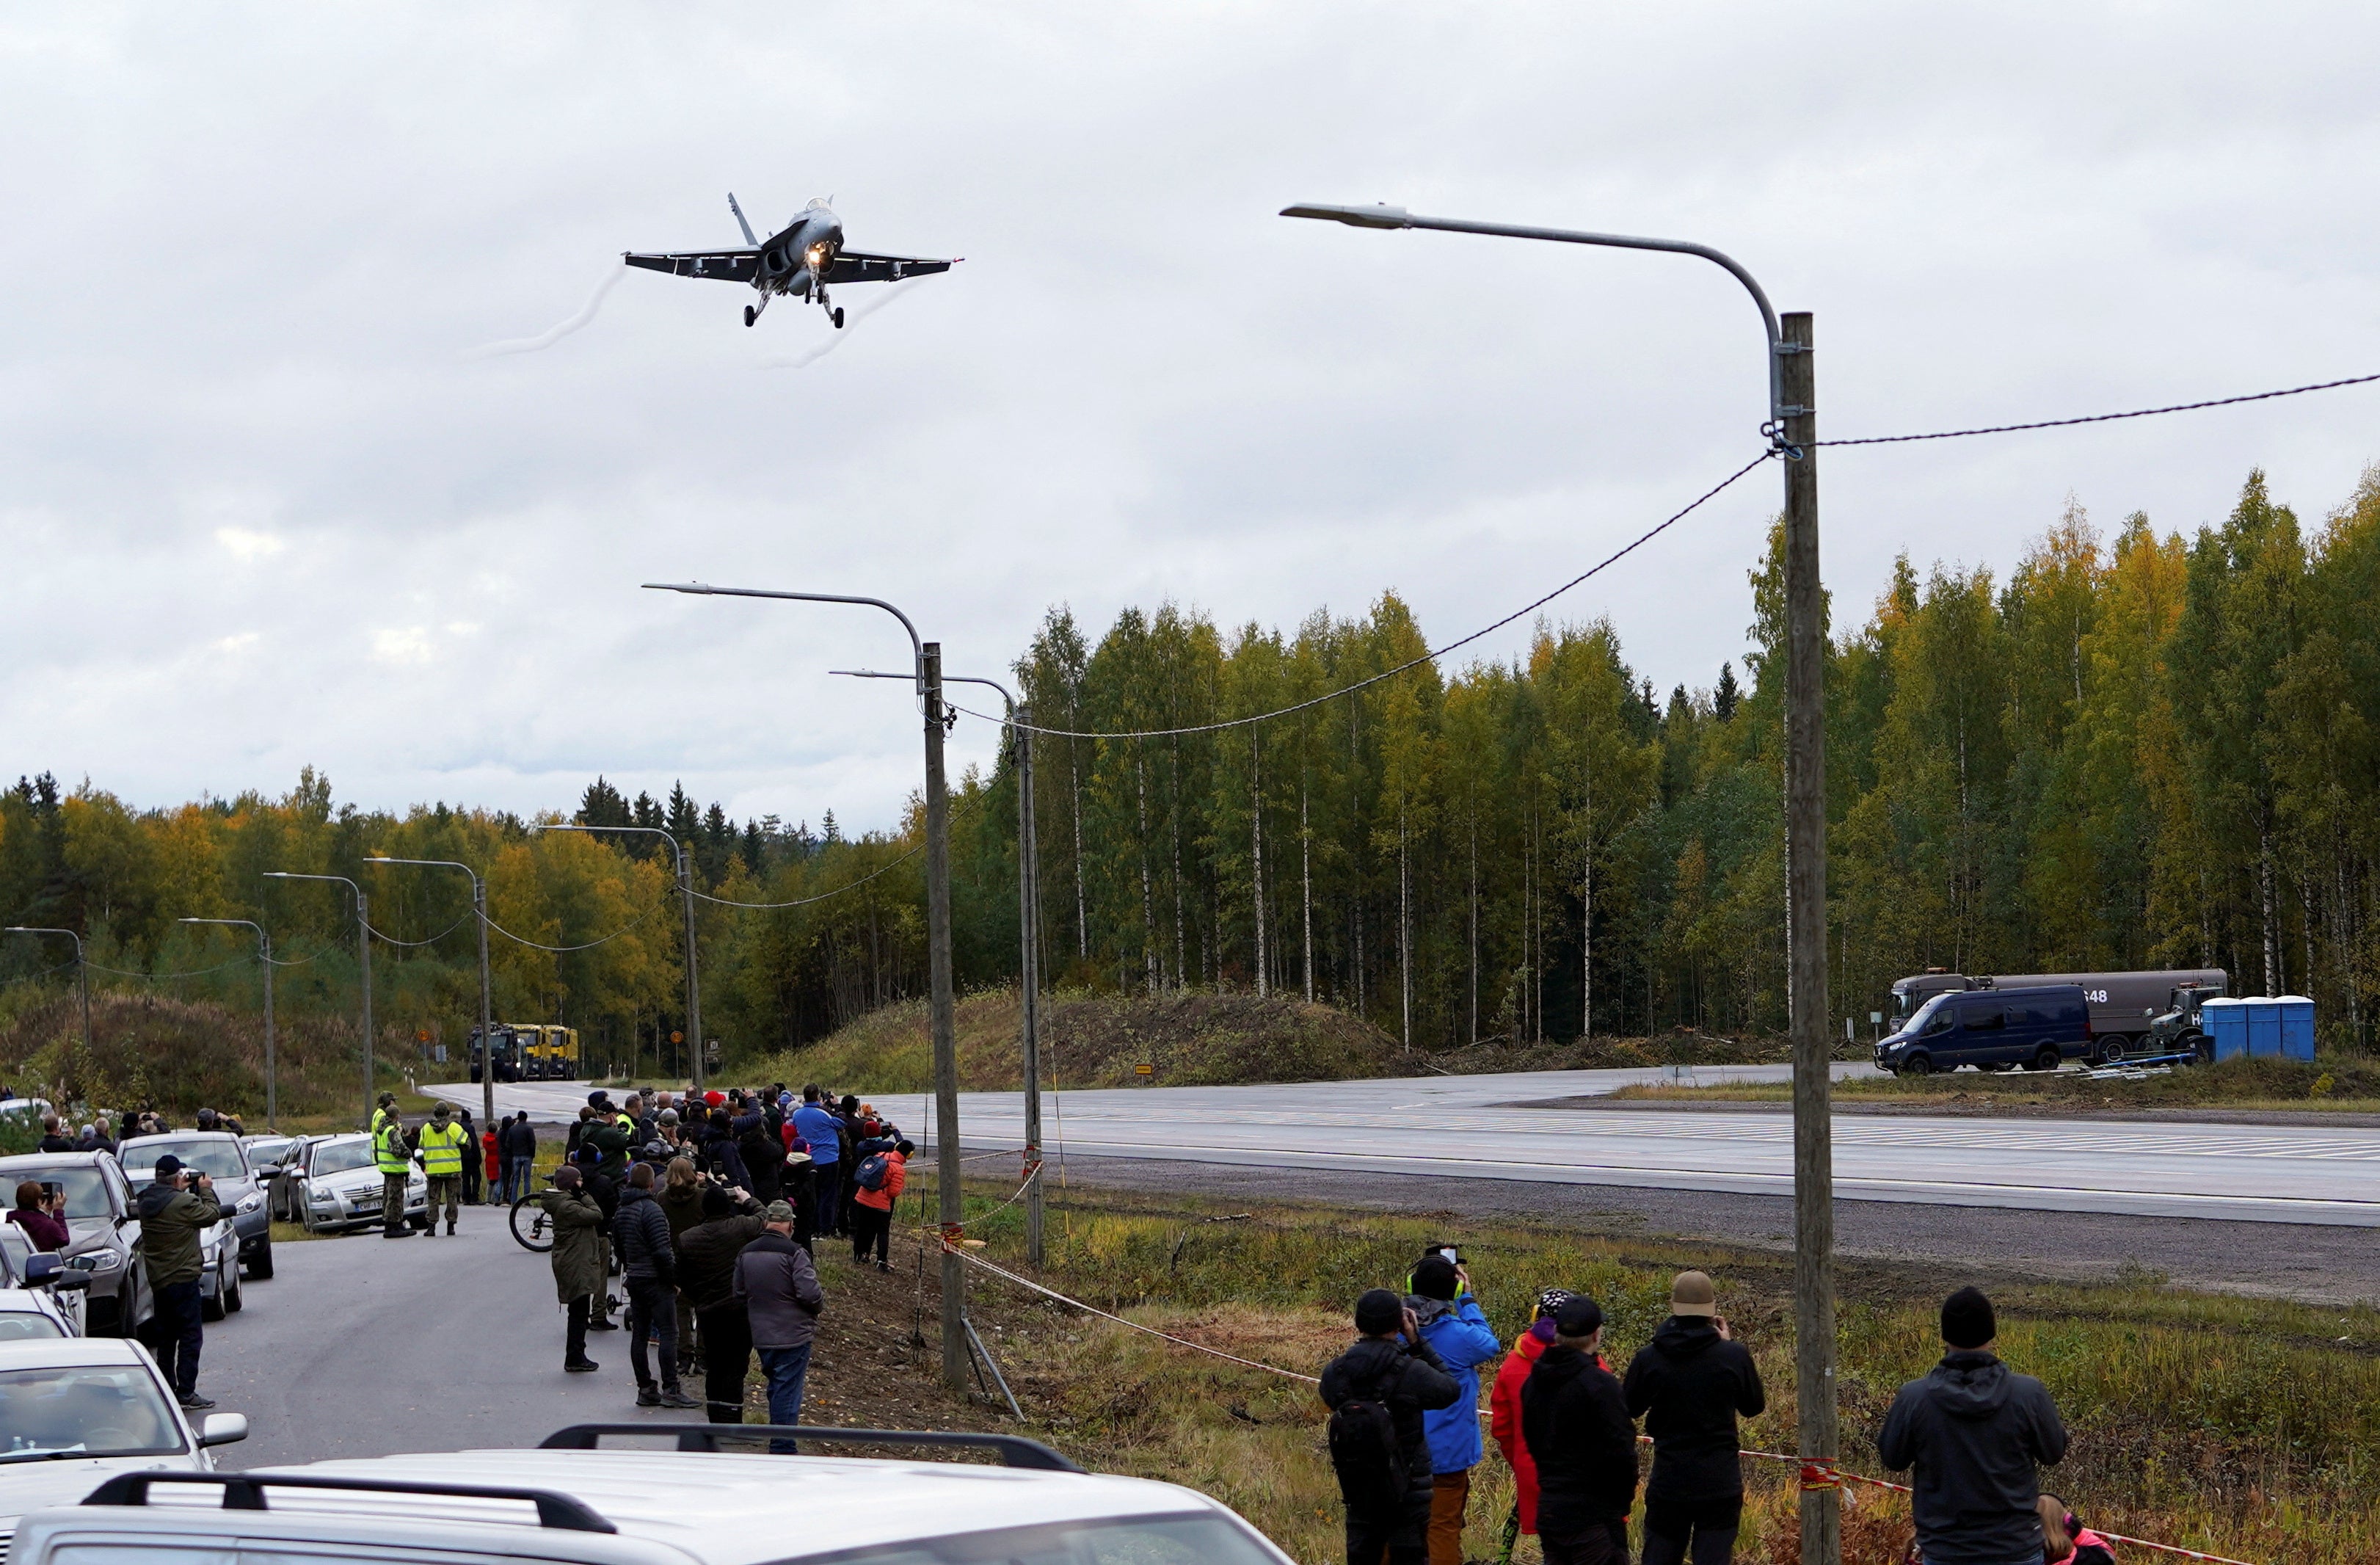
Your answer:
[4,464,2377,1065]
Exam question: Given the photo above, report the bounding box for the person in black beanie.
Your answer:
[1878,1287,2068,1565]
[1521,1296,1637,1565]
[1320,1287,1459,1565]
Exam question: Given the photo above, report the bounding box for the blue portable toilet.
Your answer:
[2277,996,2316,1061]
[2245,998,2284,1057]
[2201,997,2248,1061]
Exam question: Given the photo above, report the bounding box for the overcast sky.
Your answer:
[5,4,2376,834]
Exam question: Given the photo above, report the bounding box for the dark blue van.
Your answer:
[1874,984,2092,1076]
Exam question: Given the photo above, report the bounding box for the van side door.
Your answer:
[1953,997,2009,1067]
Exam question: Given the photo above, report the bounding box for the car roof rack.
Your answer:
[540,1423,1084,1472]
[81,1470,617,1533]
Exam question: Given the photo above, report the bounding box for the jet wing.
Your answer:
[623,249,759,283]
[822,250,959,286]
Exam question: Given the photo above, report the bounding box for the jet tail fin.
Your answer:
[727,192,759,248]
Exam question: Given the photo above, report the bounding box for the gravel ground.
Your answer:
[1047,1154,2380,1306]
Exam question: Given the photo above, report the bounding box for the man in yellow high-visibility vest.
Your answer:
[373,1110,415,1239]
[415,1102,472,1236]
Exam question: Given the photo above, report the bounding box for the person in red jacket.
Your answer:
[481,1127,502,1204]
[1490,1288,1608,1558]
[849,1138,909,1271]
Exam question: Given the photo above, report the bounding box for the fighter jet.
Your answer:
[624,194,959,329]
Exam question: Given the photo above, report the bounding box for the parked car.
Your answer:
[1875,984,2094,1076]
[0,1152,149,1338]
[0,1336,247,1555]
[239,1133,302,1199]
[4,1425,1289,1565]
[277,1132,429,1233]
[120,1130,274,1282]
[263,1135,333,1221]
[0,1226,87,1339]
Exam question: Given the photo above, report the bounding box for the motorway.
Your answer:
[440,1062,2380,1228]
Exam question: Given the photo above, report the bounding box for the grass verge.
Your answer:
[832,1169,2380,1563]
[1605,1053,2380,1114]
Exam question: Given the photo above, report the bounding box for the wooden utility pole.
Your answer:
[922,642,967,1389]
[1016,702,1046,1266]
[1780,309,1840,1564]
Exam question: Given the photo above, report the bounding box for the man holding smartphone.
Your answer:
[1622,1271,1766,1565]
[134,1153,225,1411]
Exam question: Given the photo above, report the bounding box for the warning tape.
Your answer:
[943,1245,2267,1565]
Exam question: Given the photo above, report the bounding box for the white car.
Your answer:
[0,1227,85,1338]
[277,1132,430,1233]
[0,1336,247,1557]
[6,1426,1292,1565]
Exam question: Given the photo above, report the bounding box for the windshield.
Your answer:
[791,1514,1278,1565]
[311,1140,374,1177]
[0,1310,65,1341]
[1903,996,1951,1034]
[4,1164,112,1220]
[123,1138,249,1185]
[0,1361,186,1460]
[245,1136,297,1165]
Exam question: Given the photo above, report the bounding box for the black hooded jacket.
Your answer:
[1522,1344,1639,1536]
[1622,1316,1766,1500]
[1320,1335,1459,1505]
[608,1185,675,1283]
[1877,1351,2067,1565]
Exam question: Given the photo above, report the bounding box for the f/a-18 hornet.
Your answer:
[624,193,959,328]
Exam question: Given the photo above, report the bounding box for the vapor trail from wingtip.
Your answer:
[754,281,921,371]
[465,265,625,359]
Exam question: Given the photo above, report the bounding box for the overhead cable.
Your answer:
[361,912,475,949]
[1816,368,2380,447]
[479,899,663,954]
[958,449,1780,741]
[690,843,925,909]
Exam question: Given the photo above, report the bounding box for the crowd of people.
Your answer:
[10,1101,246,1155]
[527,1081,912,1429]
[1323,1264,2106,1565]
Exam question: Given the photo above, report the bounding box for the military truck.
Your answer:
[1889,967,2226,1061]
[2145,980,2227,1061]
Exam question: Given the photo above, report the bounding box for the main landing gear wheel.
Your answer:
[831,306,845,329]
[743,305,756,327]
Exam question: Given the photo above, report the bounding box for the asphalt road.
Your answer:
[443,1064,2380,1227]
[202,1208,704,1470]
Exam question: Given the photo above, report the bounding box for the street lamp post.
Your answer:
[1283,201,1838,1562]
[534,824,704,1094]
[647,581,968,1390]
[838,667,1045,1266]
[368,857,497,1136]
[4,927,90,1061]
[263,873,375,1128]
[181,918,277,1130]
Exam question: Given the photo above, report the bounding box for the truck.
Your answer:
[517,1024,582,1081]
[2145,980,2227,1061]
[1888,967,2226,1062]
[466,1023,525,1083]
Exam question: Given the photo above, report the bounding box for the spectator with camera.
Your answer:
[134,1153,225,1410]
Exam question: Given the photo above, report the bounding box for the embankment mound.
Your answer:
[749,987,1793,1094]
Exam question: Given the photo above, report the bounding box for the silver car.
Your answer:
[277,1133,429,1233]
[119,1132,274,1282]
[0,1153,148,1339]
[0,1227,85,1339]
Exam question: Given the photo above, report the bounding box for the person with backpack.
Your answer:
[1878,1288,2069,1565]
[850,1137,910,1270]
[1320,1287,1461,1565]
[1405,1252,1502,1565]
[1623,1271,1766,1565]
[1521,1296,1637,1565]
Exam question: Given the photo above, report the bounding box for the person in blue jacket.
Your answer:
[1406,1249,1504,1565]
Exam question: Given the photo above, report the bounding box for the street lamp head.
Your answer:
[1280,202,1411,230]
